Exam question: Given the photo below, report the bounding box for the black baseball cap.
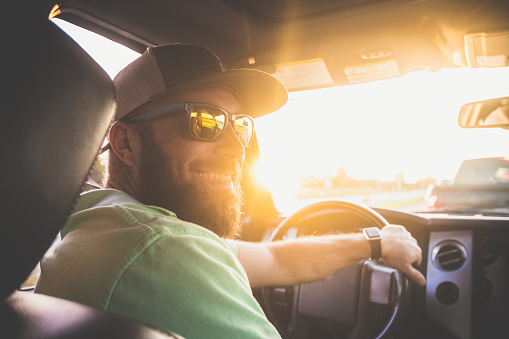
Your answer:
[113,44,288,121]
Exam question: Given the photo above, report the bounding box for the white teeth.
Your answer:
[197,172,231,183]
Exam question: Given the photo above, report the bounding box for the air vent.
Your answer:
[482,249,499,267]
[431,240,468,271]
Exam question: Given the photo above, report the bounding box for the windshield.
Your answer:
[54,18,509,216]
[254,68,509,215]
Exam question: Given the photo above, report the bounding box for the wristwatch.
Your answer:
[363,227,382,260]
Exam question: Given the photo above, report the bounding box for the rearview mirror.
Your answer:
[458,96,509,129]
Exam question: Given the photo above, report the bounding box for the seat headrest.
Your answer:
[0,3,116,299]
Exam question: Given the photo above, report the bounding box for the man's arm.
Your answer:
[236,225,426,288]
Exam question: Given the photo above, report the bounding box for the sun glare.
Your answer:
[254,67,509,208]
[253,159,300,197]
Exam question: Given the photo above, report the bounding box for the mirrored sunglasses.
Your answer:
[125,102,254,147]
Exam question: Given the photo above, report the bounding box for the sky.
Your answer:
[53,18,509,193]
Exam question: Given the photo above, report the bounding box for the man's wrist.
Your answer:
[362,227,382,259]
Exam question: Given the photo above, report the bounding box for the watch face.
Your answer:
[364,228,381,238]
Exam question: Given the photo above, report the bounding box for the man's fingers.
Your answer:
[380,224,426,286]
[405,264,426,287]
[413,244,423,267]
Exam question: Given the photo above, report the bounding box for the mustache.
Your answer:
[189,158,243,175]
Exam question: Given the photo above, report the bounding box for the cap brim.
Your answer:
[147,69,288,119]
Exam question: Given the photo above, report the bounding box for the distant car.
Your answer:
[425,157,509,213]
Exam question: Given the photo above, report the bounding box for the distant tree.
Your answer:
[332,167,362,188]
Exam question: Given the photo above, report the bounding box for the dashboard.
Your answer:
[376,208,509,339]
[256,206,509,339]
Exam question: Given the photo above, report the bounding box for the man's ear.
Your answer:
[109,121,140,167]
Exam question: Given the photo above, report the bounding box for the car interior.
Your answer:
[2,0,508,338]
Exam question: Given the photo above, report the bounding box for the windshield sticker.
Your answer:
[344,59,400,84]
[271,58,333,90]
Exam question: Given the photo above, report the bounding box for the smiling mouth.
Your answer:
[196,171,233,184]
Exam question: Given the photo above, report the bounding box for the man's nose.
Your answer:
[214,121,245,159]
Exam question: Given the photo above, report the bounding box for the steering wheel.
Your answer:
[261,200,410,339]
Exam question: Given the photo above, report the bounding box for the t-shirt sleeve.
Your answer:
[106,234,280,339]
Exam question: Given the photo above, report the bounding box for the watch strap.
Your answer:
[363,227,382,260]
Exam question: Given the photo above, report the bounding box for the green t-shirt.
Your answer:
[36,189,280,339]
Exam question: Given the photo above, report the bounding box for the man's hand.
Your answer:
[380,225,426,286]
[237,224,426,288]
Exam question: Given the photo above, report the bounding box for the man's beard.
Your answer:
[137,133,244,239]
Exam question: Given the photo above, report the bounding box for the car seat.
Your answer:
[0,1,181,338]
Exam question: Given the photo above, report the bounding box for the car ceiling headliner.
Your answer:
[55,0,509,90]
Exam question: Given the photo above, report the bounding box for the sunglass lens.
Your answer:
[234,116,253,146]
[189,106,226,140]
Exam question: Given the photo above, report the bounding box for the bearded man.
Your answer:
[36,44,425,339]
